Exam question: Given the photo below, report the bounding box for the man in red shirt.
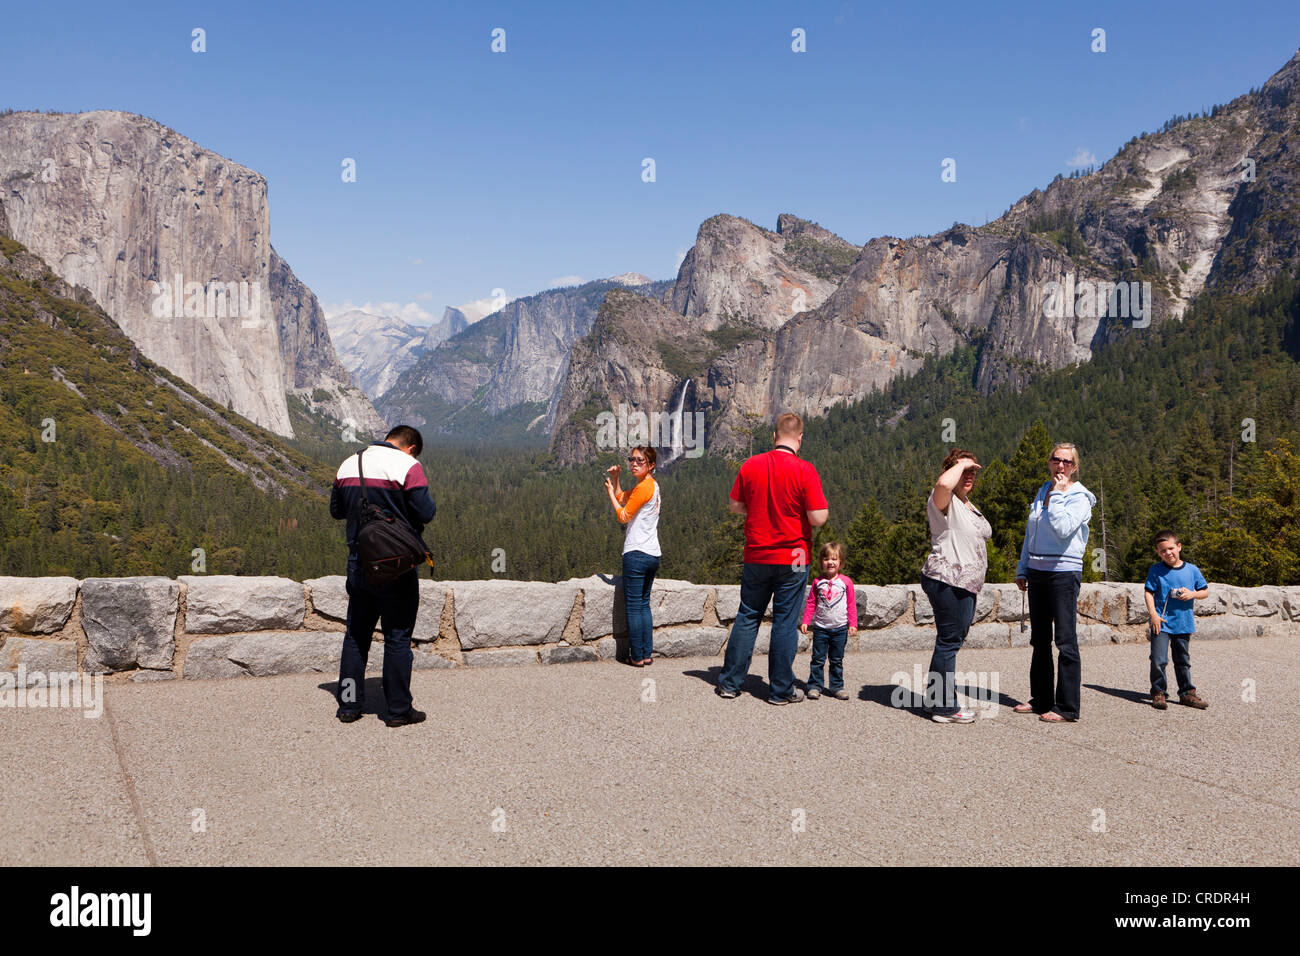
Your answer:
[717,413,829,703]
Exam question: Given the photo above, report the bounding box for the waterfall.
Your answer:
[663,379,691,466]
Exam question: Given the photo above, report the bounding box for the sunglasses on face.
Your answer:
[627,456,647,464]
[1049,456,1075,466]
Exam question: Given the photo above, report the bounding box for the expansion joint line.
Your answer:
[104,696,160,866]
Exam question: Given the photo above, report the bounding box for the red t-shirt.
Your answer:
[730,448,828,565]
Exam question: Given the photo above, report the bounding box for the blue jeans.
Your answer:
[719,563,808,699]
[622,550,660,662]
[338,554,419,719]
[921,575,976,715]
[1150,631,1194,696]
[808,625,848,692]
[1026,568,1082,719]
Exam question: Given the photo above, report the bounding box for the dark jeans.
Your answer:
[338,555,419,719]
[1026,568,1082,719]
[719,563,808,699]
[921,575,976,716]
[808,625,848,692]
[622,549,660,661]
[1150,631,1194,696]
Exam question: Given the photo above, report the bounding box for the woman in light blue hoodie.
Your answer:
[1013,443,1095,722]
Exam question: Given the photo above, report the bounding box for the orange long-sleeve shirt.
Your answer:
[615,476,657,524]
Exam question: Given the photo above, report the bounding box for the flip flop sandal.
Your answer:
[1013,702,1035,713]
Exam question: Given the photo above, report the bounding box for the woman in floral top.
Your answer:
[919,448,992,723]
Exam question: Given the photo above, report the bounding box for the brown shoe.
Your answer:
[1179,691,1209,710]
[1152,691,1167,710]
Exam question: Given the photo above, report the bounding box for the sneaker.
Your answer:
[716,687,738,699]
[806,686,822,700]
[931,710,976,723]
[336,710,363,723]
[831,689,850,701]
[384,708,427,728]
[1179,691,1209,710]
[769,688,806,705]
[1151,691,1167,710]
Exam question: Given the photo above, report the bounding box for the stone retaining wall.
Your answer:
[1,575,1297,683]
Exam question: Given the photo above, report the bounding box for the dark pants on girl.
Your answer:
[808,625,848,693]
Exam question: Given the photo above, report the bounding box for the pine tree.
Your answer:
[844,499,891,584]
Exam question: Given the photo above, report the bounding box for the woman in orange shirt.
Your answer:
[604,445,662,666]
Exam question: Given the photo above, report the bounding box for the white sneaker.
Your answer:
[931,710,976,723]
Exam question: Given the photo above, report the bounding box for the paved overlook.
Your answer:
[2,637,1296,866]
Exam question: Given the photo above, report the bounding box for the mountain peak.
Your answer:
[775,213,857,249]
[605,272,652,286]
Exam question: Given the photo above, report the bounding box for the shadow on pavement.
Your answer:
[683,667,771,700]
[956,683,1020,709]
[1084,682,1150,705]
[316,677,390,716]
[858,683,932,720]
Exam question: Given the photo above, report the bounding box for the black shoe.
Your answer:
[336,710,363,723]
[716,687,738,699]
[769,688,806,705]
[384,708,427,728]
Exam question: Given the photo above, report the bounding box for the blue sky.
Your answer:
[4,0,1298,324]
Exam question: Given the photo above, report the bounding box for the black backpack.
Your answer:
[353,447,433,586]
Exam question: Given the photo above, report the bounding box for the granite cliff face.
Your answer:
[551,50,1300,462]
[379,274,671,439]
[423,306,471,350]
[0,223,329,497]
[669,214,858,331]
[327,309,425,399]
[0,110,383,439]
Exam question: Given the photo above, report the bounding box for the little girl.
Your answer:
[800,542,858,700]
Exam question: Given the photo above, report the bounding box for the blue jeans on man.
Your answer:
[622,549,660,662]
[808,625,848,693]
[719,563,808,699]
[920,575,976,716]
[1150,630,1194,697]
[337,555,419,720]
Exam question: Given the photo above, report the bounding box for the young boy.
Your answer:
[1144,530,1210,710]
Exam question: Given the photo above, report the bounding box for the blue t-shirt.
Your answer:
[1144,561,1207,634]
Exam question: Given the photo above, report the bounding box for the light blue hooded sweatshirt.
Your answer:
[1016,480,1097,577]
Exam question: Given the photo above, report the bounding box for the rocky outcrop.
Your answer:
[422,306,471,349]
[0,110,383,439]
[548,290,723,462]
[669,214,857,331]
[327,306,478,401]
[327,309,426,399]
[552,51,1300,461]
[379,275,672,440]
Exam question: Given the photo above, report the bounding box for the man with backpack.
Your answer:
[329,425,436,727]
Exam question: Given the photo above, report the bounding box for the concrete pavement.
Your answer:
[3,636,1296,865]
